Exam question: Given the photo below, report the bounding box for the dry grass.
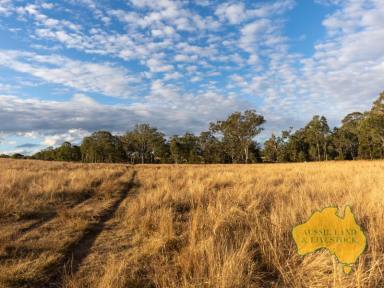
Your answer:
[0,159,383,287]
[0,159,132,287]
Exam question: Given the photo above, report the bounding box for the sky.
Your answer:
[0,0,383,155]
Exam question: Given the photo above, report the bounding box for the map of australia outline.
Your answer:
[292,206,367,273]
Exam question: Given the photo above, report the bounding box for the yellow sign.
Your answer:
[292,206,366,273]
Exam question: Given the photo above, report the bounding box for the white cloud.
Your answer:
[164,71,182,80]
[0,50,139,98]
[0,0,12,15]
[41,3,55,10]
[238,0,384,130]
[151,26,176,37]
[146,57,174,73]
[129,0,179,11]
[215,0,295,24]
[174,54,198,62]
[43,129,90,146]
[0,0,383,142]
[18,131,40,139]
[239,19,272,53]
[215,3,246,24]
[0,89,244,137]
[301,0,384,113]
[191,76,202,82]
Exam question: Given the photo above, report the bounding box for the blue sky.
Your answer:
[0,0,383,155]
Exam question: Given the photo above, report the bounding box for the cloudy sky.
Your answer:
[0,0,383,155]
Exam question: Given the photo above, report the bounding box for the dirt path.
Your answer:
[0,175,107,249]
[62,172,140,288]
[45,170,138,288]
[31,170,138,288]
[0,169,137,288]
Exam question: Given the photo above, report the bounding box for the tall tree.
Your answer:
[199,131,225,163]
[55,142,81,161]
[33,146,56,160]
[170,135,184,164]
[170,133,203,163]
[333,112,362,160]
[263,129,295,162]
[81,131,124,163]
[122,124,167,164]
[304,115,330,161]
[210,110,265,163]
[263,134,279,162]
[366,92,384,157]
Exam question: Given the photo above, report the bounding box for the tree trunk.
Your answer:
[369,144,373,160]
[317,142,321,161]
[244,146,249,164]
[324,143,328,161]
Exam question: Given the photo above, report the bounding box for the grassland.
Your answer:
[0,159,383,287]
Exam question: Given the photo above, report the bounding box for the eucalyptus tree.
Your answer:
[122,124,167,164]
[210,110,265,163]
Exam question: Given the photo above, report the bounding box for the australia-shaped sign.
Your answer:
[292,206,366,273]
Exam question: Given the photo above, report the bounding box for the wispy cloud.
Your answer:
[245,0,384,126]
[0,50,140,98]
[0,90,244,136]
[0,0,383,151]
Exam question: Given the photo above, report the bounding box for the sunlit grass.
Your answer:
[0,159,383,287]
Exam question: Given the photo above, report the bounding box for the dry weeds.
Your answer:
[0,159,383,287]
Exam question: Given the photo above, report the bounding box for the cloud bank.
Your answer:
[0,0,383,153]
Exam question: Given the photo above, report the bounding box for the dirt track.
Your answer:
[0,168,138,288]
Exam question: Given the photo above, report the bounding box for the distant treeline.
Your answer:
[2,92,384,164]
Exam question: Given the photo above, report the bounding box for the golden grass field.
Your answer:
[0,159,383,288]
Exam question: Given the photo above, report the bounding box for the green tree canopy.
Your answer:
[210,110,265,163]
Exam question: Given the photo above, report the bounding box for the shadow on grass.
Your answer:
[26,171,140,288]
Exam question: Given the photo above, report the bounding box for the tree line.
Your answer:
[263,92,384,162]
[2,91,384,164]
